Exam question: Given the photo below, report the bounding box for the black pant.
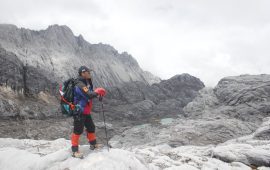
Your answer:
[73,114,95,135]
[72,113,96,152]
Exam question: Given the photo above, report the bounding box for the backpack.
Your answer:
[59,78,77,116]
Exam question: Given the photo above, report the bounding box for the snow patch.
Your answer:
[0,138,148,170]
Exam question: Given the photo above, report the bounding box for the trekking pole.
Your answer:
[100,97,109,151]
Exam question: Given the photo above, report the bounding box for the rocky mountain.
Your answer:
[0,24,160,87]
[0,24,164,118]
[110,74,270,148]
[0,24,205,121]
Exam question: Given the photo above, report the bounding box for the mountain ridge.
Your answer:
[0,23,160,87]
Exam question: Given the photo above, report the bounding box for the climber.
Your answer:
[71,66,106,159]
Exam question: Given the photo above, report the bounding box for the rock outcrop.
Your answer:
[213,74,270,122]
[0,46,59,117]
[110,74,270,148]
[97,73,205,122]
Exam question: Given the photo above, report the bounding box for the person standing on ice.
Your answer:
[71,66,106,158]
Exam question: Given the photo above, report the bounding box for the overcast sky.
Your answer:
[1,0,270,86]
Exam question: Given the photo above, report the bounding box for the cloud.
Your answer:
[0,0,270,86]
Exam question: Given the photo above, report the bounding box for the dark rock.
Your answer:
[110,75,270,148]
[99,74,205,121]
[0,46,60,117]
[214,74,270,106]
[214,74,270,121]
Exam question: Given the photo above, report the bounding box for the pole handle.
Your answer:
[99,96,103,101]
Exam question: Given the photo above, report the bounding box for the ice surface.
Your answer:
[0,137,269,170]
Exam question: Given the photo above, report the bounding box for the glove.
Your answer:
[94,87,106,97]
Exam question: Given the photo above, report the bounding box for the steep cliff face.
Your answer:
[0,46,57,96]
[0,24,160,87]
[0,46,24,93]
[0,47,59,117]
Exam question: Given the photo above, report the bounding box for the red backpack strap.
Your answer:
[61,96,75,110]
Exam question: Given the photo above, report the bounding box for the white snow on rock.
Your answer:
[0,138,148,170]
[0,123,270,170]
[131,144,254,170]
[0,138,261,170]
[211,117,270,167]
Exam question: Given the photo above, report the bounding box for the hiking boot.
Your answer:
[72,151,84,159]
[90,143,103,150]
